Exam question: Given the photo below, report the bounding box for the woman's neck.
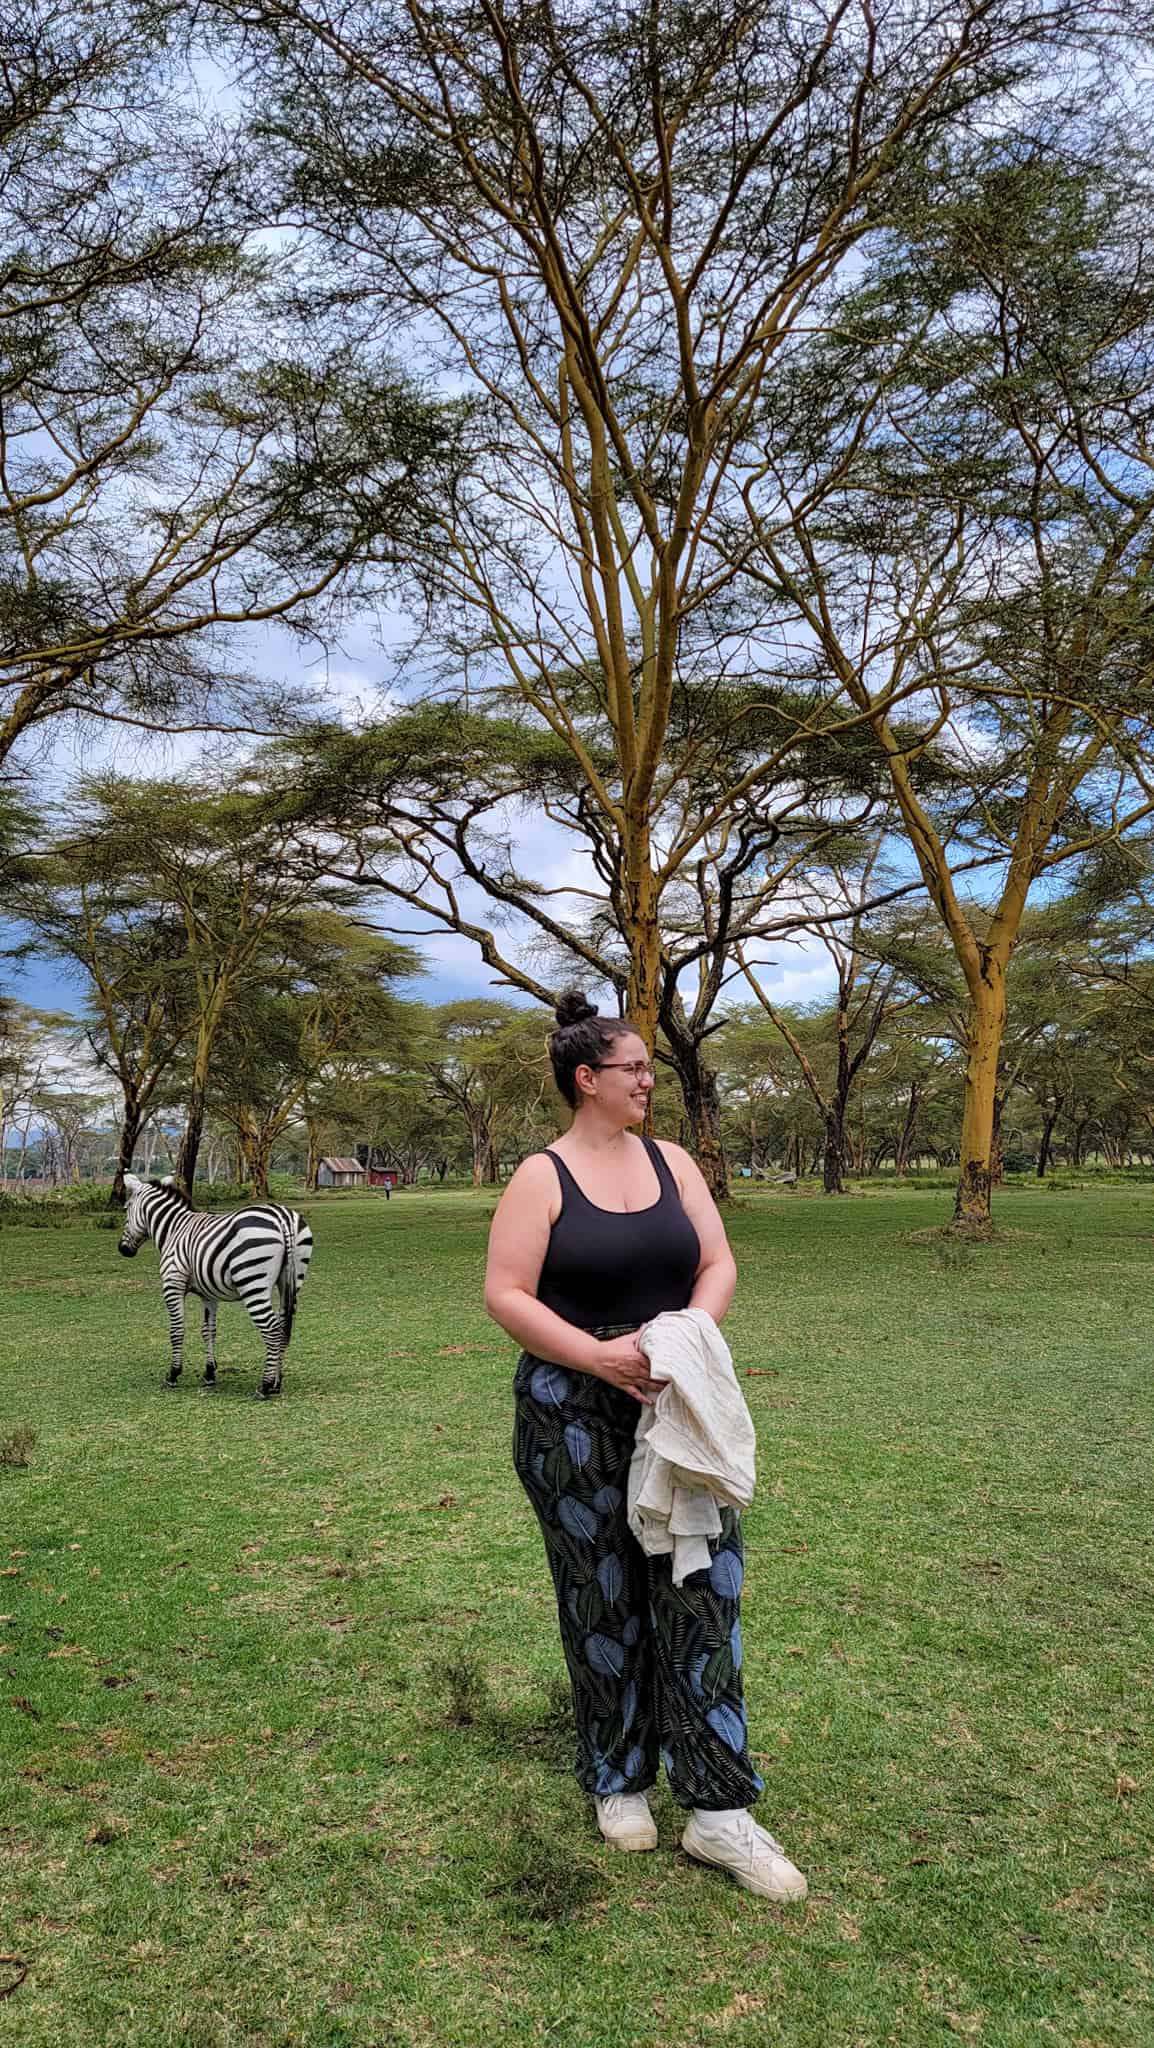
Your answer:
[564,1108,634,1154]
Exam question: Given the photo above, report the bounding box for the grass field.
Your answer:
[1,1185,1152,2048]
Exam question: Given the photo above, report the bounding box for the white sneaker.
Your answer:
[681,1808,808,1901]
[594,1792,658,1852]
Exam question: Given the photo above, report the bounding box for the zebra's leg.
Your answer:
[201,1298,218,1386]
[163,1286,186,1385]
[242,1290,284,1398]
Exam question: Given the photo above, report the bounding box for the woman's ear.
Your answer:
[573,1061,598,1099]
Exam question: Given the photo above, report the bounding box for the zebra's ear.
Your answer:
[124,1173,143,1192]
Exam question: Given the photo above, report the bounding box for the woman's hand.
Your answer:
[590,1334,659,1405]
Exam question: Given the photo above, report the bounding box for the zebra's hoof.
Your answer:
[259,1384,281,1400]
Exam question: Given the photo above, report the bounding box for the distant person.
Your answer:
[484,991,806,1903]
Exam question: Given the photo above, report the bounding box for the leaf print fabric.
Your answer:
[564,1421,592,1468]
[513,1342,764,1811]
[596,1553,624,1606]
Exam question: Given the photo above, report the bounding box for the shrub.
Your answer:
[0,1186,112,1228]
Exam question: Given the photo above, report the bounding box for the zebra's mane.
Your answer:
[144,1178,193,1208]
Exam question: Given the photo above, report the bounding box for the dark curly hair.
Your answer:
[548,989,639,1108]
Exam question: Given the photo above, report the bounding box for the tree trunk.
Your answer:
[624,850,662,1052]
[174,1077,207,1194]
[470,1116,485,1187]
[670,1041,729,1201]
[235,1115,272,1198]
[822,995,852,1194]
[953,970,1006,1227]
[895,1080,924,1178]
[1036,1107,1060,1179]
[306,1120,324,1190]
[822,1107,845,1194]
[990,1088,1007,1186]
[249,1142,272,1199]
[111,1097,145,1205]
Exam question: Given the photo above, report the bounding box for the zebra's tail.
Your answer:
[279,1210,314,1353]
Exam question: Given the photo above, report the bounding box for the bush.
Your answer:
[0,1186,114,1228]
[194,1179,255,1207]
[193,1178,306,1207]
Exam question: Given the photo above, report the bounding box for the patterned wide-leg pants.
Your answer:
[512,1344,764,1811]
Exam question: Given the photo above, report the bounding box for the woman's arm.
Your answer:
[657,1140,738,1323]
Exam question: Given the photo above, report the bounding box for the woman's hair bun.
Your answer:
[554,988,598,1030]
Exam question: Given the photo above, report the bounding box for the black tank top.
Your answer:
[536,1136,701,1332]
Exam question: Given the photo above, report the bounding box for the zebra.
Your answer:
[118,1175,314,1397]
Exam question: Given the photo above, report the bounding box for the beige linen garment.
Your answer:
[627,1307,757,1586]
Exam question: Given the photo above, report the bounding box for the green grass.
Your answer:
[1,1185,1151,2047]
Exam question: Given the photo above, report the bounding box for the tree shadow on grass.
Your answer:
[483,1808,606,1935]
[439,1655,609,1935]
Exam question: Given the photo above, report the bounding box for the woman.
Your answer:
[484,991,807,1902]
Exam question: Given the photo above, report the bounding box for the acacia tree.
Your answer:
[32,1088,112,1184]
[424,1000,552,1185]
[737,844,917,1191]
[55,775,362,1190]
[715,1013,827,1176]
[865,1008,957,1176]
[9,849,199,1200]
[209,914,419,1196]
[219,0,1086,1050]
[743,140,1154,1225]
[1052,882,1154,1153]
[323,1074,460,1187]
[0,1000,74,1182]
[0,1,460,778]
[278,697,919,1195]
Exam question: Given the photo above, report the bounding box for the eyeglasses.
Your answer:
[595,1059,655,1080]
